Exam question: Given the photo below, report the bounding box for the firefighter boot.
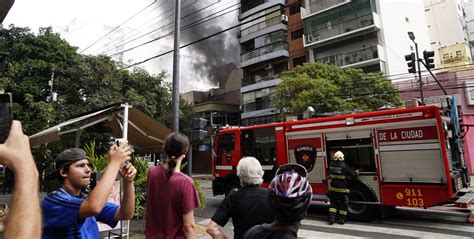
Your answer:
[329,214,336,225]
[339,215,346,225]
[328,208,337,225]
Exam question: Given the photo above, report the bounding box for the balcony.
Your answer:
[304,12,380,48]
[240,0,285,20]
[315,46,380,68]
[241,15,282,38]
[301,0,351,19]
[241,42,288,67]
[242,73,282,87]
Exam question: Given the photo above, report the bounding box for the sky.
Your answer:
[4,0,240,93]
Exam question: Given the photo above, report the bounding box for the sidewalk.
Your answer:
[191,174,214,180]
[127,175,217,239]
[128,218,226,239]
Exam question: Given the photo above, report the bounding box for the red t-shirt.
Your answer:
[145,166,199,239]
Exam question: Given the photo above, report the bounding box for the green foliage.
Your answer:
[274,62,403,117]
[0,26,196,185]
[83,141,109,173]
[132,157,149,219]
[193,178,206,209]
[82,140,150,219]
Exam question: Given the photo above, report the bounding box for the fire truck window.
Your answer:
[241,128,277,182]
[326,138,376,173]
[219,134,235,154]
[241,131,255,157]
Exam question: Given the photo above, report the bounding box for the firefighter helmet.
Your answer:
[334,151,344,161]
[268,166,312,223]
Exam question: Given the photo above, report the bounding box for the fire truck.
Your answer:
[211,103,473,221]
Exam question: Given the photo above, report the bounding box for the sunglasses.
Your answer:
[276,163,307,178]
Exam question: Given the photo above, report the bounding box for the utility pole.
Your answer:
[408,32,424,103]
[171,0,181,132]
[415,42,423,103]
[406,32,447,101]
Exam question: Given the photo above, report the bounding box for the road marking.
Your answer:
[300,219,473,238]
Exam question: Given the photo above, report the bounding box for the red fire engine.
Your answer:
[211,104,473,221]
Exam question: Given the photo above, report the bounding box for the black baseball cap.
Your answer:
[46,148,90,180]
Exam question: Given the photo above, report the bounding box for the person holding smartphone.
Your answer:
[0,121,41,238]
[41,141,137,238]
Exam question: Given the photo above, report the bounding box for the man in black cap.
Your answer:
[41,143,137,238]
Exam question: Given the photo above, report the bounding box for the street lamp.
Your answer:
[407,31,424,103]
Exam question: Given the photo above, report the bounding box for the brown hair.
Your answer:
[163,132,189,173]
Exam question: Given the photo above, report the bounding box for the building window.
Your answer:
[289,2,301,15]
[293,56,306,67]
[291,29,303,40]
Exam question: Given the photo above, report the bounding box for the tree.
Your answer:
[273,62,403,117]
[0,26,195,180]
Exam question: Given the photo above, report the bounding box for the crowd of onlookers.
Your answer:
[0,120,356,238]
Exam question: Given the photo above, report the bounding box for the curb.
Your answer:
[191,174,214,180]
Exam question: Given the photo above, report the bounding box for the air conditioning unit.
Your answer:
[281,15,288,24]
[265,63,273,70]
[237,31,241,38]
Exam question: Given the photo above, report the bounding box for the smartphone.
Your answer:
[0,93,13,144]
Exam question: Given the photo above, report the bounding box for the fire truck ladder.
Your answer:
[455,192,474,208]
[454,191,474,223]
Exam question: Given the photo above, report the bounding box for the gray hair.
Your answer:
[237,157,264,187]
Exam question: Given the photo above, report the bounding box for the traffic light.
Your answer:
[423,50,435,70]
[191,118,208,142]
[404,52,416,73]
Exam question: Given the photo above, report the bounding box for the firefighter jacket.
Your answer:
[329,161,357,194]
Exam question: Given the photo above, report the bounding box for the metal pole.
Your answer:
[419,60,448,95]
[187,143,192,176]
[415,42,424,103]
[171,0,181,132]
[122,103,129,139]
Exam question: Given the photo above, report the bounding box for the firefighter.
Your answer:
[328,151,358,225]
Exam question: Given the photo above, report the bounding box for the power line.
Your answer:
[101,0,234,56]
[79,0,158,54]
[88,0,174,55]
[95,0,205,55]
[240,79,474,107]
[119,2,304,68]
[111,3,242,58]
[114,0,474,86]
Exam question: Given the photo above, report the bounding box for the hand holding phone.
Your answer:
[0,93,13,144]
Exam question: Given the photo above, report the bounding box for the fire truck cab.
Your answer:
[211,104,472,221]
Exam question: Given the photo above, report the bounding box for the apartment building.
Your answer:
[239,0,308,126]
[424,0,472,70]
[301,0,431,77]
[462,0,474,60]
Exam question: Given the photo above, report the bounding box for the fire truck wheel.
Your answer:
[225,180,240,196]
[347,184,378,221]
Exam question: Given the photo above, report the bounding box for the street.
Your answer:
[184,179,474,239]
[190,180,474,238]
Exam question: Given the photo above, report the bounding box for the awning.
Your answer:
[29,103,171,154]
